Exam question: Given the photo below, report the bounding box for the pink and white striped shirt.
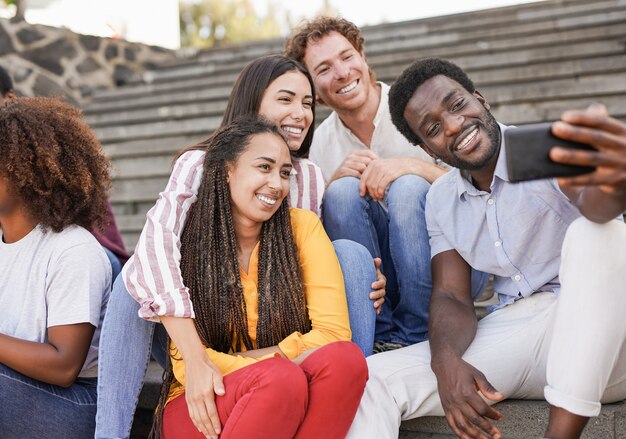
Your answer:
[123,150,325,320]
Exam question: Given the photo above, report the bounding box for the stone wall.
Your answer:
[0,18,177,105]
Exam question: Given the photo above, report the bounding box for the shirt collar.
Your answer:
[374,82,388,127]
[493,123,512,183]
[457,122,510,199]
[332,81,386,142]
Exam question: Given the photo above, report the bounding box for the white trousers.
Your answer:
[347,218,626,438]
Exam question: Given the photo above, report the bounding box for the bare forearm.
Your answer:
[429,294,478,373]
[574,187,626,223]
[406,158,447,184]
[0,333,83,387]
[160,316,209,362]
[237,346,285,359]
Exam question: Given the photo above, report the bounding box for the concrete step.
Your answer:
[400,399,626,438]
[87,38,626,122]
[89,7,626,107]
[126,0,621,76]
[86,24,626,127]
[364,0,621,40]
[103,134,202,160]
[88,0,624,102]
[93,69,626,145]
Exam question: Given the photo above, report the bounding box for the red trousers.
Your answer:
[163,341,367,439]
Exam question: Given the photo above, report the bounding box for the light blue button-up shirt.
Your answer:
[425,124,582,311]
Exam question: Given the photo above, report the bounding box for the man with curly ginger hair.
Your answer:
[285,18,448,351]
[0,97,112,438]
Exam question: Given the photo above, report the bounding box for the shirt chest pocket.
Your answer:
[499,196,569,266]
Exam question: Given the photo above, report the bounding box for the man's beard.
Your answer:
[441,109,501,171]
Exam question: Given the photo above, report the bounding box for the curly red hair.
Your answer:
[0,97,110,232]
[285,16,365,65]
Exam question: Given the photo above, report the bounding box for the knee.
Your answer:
[387,175,430,201]
[316,342,368,387]
[333,239,372,267]
[386,175,430,220]
[261,358,308,406]
[323,177,362,212]
[563,217,626,262]
[566,217,620,244]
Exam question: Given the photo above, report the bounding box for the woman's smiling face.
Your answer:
[258,70,314,152]
[227,132,292,229]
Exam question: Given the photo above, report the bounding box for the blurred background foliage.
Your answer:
[179,0,337,47]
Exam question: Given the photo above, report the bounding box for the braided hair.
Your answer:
[151,116,310,437]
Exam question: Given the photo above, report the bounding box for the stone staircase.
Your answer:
[84,1,626,437]
[83,0,626,253]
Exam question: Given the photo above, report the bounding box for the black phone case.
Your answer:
[504,123,595,182]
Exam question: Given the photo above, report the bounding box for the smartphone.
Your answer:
[504,122,596,182]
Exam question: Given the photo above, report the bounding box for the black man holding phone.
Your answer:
[346,58,626,439]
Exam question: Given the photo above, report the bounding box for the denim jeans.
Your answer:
[333,239,377,356]
[95,240,375,439]
[323,175,433,345]
[102,247,122,286]
[0,363,97,439]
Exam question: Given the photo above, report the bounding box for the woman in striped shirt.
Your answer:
[96,55,384,439]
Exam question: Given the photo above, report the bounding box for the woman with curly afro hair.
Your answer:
[0,97,112,438]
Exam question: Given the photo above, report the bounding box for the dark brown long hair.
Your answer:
[151,116,310,437]
[181,55,316,159]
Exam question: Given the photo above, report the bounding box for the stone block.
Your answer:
[0,22,15,56]
[113,63,133,86]
[22,38,77,75]
[124,47,137,62]
[77,56,101,74]
[104,43,119,60]
[13,66,32,83]
[33,73,66,97]
[16,27,45,44]
[79,34,100,51]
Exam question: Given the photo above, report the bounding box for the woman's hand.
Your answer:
[184,352,225,439]
[370,257,386,315]
[160,317,226,438]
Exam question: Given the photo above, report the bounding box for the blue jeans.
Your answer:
[323,175,433,345]
[0,363,97,438]
[103,247,122,285]
[333,239,377,356]
[95,240,375,439]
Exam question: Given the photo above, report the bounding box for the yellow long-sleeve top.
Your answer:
[168,208,351,402]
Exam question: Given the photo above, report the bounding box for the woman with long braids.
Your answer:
[96,55,383,439]
[155,116,367,438]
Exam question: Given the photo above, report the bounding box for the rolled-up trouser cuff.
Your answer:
[544,385,601,417]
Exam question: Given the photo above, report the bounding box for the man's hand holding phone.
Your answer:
[550,103,626,195]
[505,122,595,182]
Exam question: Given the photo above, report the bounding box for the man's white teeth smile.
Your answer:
[456,127,479,151]
[283,126,303,135]
[338,80,358,94]
[257,194,277,205]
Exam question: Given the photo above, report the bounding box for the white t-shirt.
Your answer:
[0,225,111,378]
[310,82,436,182]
